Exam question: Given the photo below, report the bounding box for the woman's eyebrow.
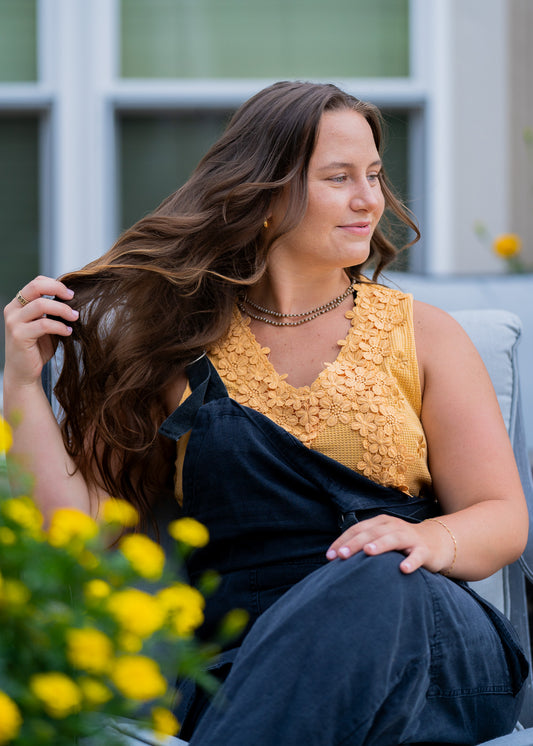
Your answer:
[317,159,382,171]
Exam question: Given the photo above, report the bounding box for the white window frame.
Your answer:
[0,0,511,278]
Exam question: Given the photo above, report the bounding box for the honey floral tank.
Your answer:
[208,282,432,498]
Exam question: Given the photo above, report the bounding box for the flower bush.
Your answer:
[0,415,240,745]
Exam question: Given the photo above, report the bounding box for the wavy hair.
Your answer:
[54,80,419,522]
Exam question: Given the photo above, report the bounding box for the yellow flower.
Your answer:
[78,676,113,706]
[100,498,139,528]
[0,691,22,744]
[30,672,82,718]
[152,706,180,737]
[219,608,250,639]
[78,549,100,569]
[117,631,143,653]
[157,583,205,637]
[0,417,13,454]
[119,534,165,580]
[2,496,43,534]
[168,517,209,548]
[110,656,166,700]
[84,579,111,601]
[0,527,16,545]
[493,233,522,258]
[48,507,98,548]
[0,579,31,607]
[66,628,114,674]
[107,588,165,638]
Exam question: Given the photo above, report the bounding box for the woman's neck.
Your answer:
[246,269,352,317]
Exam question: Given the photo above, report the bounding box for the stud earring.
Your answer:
[263,218,269,229]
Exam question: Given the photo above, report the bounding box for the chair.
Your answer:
[45,308,533,744]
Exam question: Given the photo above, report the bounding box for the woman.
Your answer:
[3,81,529,744]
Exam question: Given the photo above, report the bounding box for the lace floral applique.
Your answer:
[391,350,410,370]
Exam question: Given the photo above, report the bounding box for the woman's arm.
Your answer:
[3,276,98,519]
[326,301,528,581]
[415,301,528,577]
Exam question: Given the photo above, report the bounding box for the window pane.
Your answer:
[0,0,37,82]
[119,111,231,229]
[0,117,40,368]
[382,111,412,271]
[121,0,409,79]
[118,110,412,271]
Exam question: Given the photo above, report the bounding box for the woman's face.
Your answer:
[269,108,385,275]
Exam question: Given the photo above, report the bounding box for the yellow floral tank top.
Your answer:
[208,283,432,497]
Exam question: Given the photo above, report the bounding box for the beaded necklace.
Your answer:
[238,281,355,327]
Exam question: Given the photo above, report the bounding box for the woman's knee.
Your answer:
[247,551,435,655]
[315,550,432,616]
[210,552,435,739]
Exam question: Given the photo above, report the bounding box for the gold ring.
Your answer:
[16,291,30,307]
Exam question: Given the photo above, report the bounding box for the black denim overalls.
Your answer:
[160,354,528,745]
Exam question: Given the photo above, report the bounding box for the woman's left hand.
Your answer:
[325,515,454,575]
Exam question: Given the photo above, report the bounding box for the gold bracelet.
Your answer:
[428,518,457,576]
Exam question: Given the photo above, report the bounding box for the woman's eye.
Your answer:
[329,174,347,183]
[368,172,381,183]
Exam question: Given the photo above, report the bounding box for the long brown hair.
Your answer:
[55,80,419,521]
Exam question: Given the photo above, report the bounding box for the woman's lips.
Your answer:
[339,223,371,236]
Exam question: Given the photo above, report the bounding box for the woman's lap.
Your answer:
[186,552,526,745]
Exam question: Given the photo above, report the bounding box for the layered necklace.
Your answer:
[237,280,356,327]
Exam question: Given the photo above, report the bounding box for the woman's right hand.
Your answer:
[3,276,79,387]
[3,277,96,520]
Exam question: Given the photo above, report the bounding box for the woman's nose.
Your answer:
[350,180,381,211]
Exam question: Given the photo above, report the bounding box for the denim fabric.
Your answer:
[190,553,526,745]
[160,356,528,745]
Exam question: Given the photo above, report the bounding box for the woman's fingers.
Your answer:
[326,515,437,573]
[326,515,398,558]
[398,546,427,574]
[13,275,74,306]
[18,296,79,327]
[5,276,77,328]
[3,276,78,385]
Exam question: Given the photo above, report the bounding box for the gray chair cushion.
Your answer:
[478,728,533,745]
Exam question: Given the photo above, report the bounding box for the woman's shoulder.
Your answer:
[412,299,471,341]
[412,300,487,390]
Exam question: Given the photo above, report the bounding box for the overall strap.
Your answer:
[159,354,228,441]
